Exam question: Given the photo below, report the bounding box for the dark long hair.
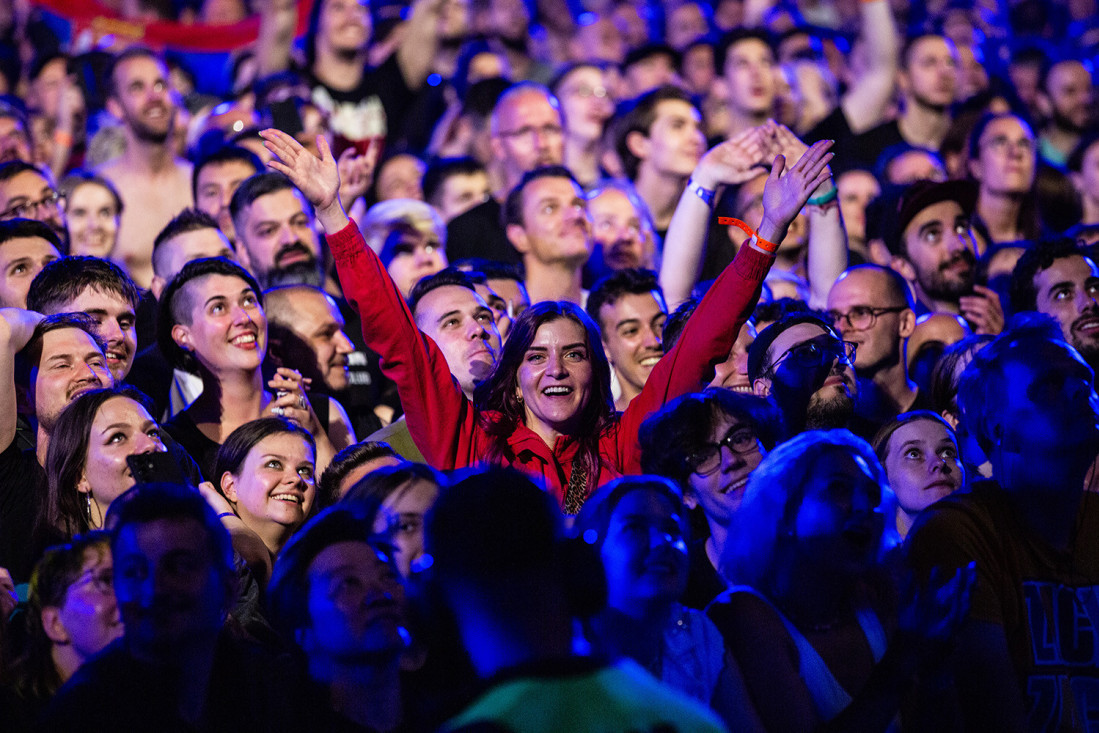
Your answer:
[473,301,616,484]
[214,417,317,486]
[45,387,154,539]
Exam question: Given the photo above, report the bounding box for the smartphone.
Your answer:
[127,452,186,485]
[269,98,304,137]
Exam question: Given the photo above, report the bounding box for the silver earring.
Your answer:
[85,491,93,522]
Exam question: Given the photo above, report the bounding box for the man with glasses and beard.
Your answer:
[747,312,861,435]
[98,48,193,290]
[889,179,1003,335]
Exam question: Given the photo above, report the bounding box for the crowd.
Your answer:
[0,0,1098,729]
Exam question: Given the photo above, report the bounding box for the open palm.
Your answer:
[760,139,834,232]
[260,128,342,212]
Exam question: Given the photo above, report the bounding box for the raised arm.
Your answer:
[840,0,900,135]
[395,0,448,89]
[617,141,834,471]
[261,129,476,469]
[770,123,847,309]
[0,308,43,453]
[660,126,768,309]
[255,0,297,77]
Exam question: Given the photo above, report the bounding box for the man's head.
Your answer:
[616,86,704,182]
[107,482,235,660]
[0,161,67,241]
[106,48,176,145]
[18,313,112,434]
[748,312,857,431]
[265,285,355,392]
[27,257,140,382]
[586,181,651,272]
[899,34,958,112]
[192,146,263,245]
[422,157,490,223]
[958,315,1099,482]
[893,179,979,306]
[718,29,776,120]
[586,268,666,399]
[621,44,680,97]
[361,199,448,299]
[0,218,62,308]
[1010,238,1099,374]
[409,268,501,398]
[504,166,591,269]
[151,208,237,300]
[230,172,321,288]
[826,265,916,377]
[490,83,565,191]
[317,441,402,507]
[1042,59,1094,134]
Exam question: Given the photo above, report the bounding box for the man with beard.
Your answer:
[827,265,929,432]
[1009,238,1099,380]
[747,312,859,435]
[503,166,592,305]
[231,171,392,437]
[890,179,1003,334]
[98,48,192,290]
[1037,60,1095,169]
[0,162,68,245]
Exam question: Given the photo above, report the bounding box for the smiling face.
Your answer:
[1034,255,1099,370]
[79,396,166,514]
[303,540,406,665]
[518,317,594,440]
[826,268,913,376]
[108,55,175,144]
[0,235,60,308]
[883,418,962,521]
[600,488,689,615]
[65,183,120,258]
[172,273,266,375]
[221,432,316,540]
[709,325,754,392]
[60,287,137,383]
[0,170,67,240]
[51,546,124,662]
[273,289,355,392]
[33,327,113,433]
[509,176,591,267]
[598,291,666,398]
[685,414,764,525]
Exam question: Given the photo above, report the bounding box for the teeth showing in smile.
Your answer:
[106,351,124,361]
[274,494,302,504]
[231,334,256,345]
[639,356,661,367]
[543,386,572,395]
[720,477,749,495]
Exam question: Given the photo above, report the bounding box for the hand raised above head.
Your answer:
[759,139,834,239]
[260,129,342,212]
[694,126,769,188]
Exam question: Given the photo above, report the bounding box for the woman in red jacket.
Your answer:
[260,127,833,510]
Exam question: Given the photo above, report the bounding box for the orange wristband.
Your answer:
[718,217,779,254]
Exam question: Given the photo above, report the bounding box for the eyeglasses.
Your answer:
[825,306,907,331]
[979,135,1037,156]
[0,190,65,220]
[567,85,609,100]
[690,426,760,476]
[765,337,857,375]
[498,124,564,143]
[72,568,113,594]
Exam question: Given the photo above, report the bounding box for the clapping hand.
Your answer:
[693,126,769,189]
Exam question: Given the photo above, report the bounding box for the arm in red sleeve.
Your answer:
[613,243,774,473]
[327,221,478,469]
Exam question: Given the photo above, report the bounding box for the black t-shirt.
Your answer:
[334,294,391,438]
[446,199,522,266]
[0,439,47,584]
[804,106,853,147]
[834,119,904,175]
[305,54,415,152]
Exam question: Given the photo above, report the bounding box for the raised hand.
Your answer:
[693,126,768,188]
[260,128,342,214]
[337,144,378,207]
[959,284,1004,335]
[758,139,834,241]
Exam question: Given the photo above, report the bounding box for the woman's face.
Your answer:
[557,66,614,143]
[884,419,962,518]
[224,433,316,535]
[373,478,439,577]
[54,546,123,660]
[65,183,119,258]
[517,318,594,438]
[972,116,1036,196]
[174,273,267,375]
[601,488,689,613]
[685,413,764,525]
[791,449,882,572]
[80,396,166,509]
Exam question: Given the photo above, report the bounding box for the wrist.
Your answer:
[686,178,717,207]
[757,216,787,243]
[689,166,720,190]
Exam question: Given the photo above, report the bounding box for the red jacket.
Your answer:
[330,221,773,506]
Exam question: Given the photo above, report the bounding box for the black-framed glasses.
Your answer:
[498,124,564,142]
[689,426,760,476]
[766,337,857,375]
[0,189,65,220]
[826,306,907,331]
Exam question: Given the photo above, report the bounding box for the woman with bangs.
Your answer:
[259,126,833,511]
